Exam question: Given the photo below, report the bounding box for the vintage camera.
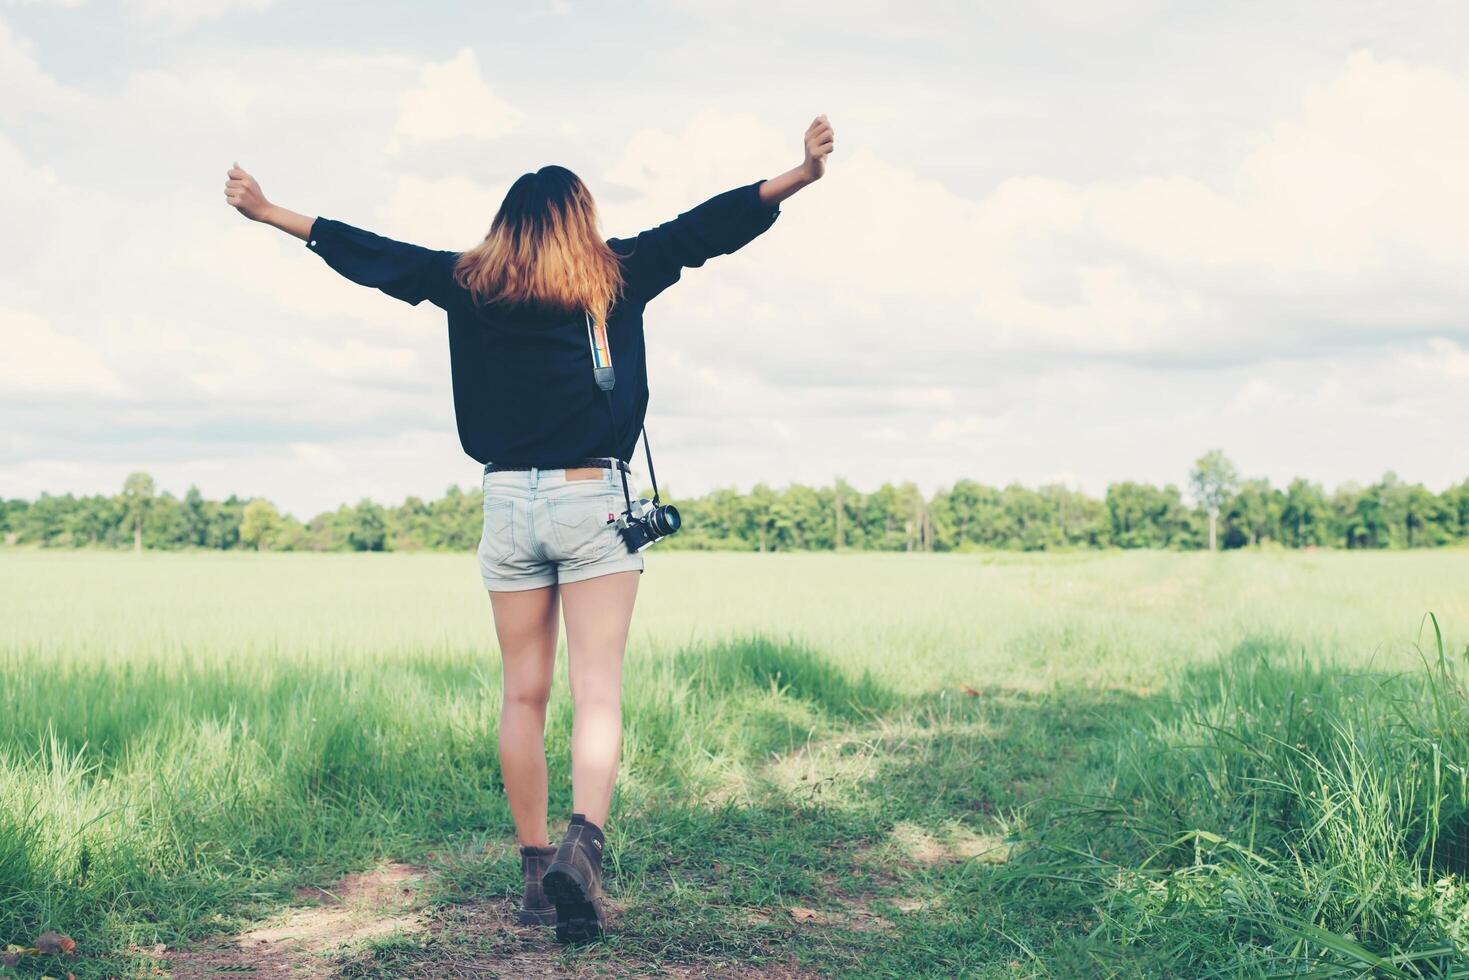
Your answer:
[613,497,681,552]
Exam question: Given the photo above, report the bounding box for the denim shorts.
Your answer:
[477,465,645,592]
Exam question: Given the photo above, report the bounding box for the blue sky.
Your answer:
[3,0,1468,517]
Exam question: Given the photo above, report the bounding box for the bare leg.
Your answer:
[489,585,560,847]
[559,570,640,827]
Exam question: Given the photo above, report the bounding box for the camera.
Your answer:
[613,497,681,552]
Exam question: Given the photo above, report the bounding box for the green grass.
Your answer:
[3,549,1469,977]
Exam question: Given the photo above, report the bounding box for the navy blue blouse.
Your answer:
[306,180,781,466]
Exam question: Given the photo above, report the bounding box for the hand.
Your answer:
[224,162,272,221]
[800,114,835,182]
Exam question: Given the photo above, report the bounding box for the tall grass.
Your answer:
[0,630,898,959]
[5,549,1469,975]
[1004,616,1469,975]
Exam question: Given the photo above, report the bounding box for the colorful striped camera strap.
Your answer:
[583,309,662,508]
[585,310,616,392]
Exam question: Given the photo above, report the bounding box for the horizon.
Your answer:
[7,455,1461,527]
[4,2,1469,517]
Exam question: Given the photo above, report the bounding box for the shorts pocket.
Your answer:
[479,499,514,564]
[548,494,619,560]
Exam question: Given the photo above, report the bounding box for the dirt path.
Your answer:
[151,707,1012,978]
[159,862,430,978]
[156,860,820,979]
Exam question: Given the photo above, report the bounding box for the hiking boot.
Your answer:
[542,813,607,943]
[517,844,558,926]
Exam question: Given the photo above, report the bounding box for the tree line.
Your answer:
[4,453,1468,554]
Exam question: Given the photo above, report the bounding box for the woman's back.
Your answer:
[447,295,648,467]
[305,180,781,466]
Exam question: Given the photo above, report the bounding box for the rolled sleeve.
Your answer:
[307,217,459,308]
[613,181,782,303]
[743,179,783,226]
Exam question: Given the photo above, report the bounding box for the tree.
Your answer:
[432,485,481,551]
[122,472,155,554]
[1347,473,1408,548]
[892,482,926,552]
[772,484,833,551]
[1403,484,1452,548]
[1222,478,1284,548]
[1332,482,1369,548]
[1107,481,1198,549]
[0,499,26,544]
[143,493,190,549]
[63,495,112,547]
[1443,479,1469,541]
[930,480,1003,551]
[1189,451,1238,552]
[346,500,387,552]
[205,495,245,550]
[389,495,433,551]
[832,478,857,550]
[742,484,778,552]
[1281,478,1329,547]
[997,483,1058,551]
[1042,483,1110,548]
[183,486,208,547]
[239,499,284,551]
[860,483,924,551]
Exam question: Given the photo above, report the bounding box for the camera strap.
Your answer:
[584,310,661,515]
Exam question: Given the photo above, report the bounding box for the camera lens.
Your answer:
[649,503,681,537]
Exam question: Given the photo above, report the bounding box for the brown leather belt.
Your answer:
[484,457,630,474]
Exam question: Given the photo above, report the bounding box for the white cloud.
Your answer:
[1080,53,1469,279]
[966,52,1469,353]
[127,0,274,31]
[394,48,523,144]
[629,52,1469,384]
[0,15,86,118]
[291,338,421,383]
[604,109,788,204]
[379,173,507,247]
[0,308,124,394]
[1401,338,1469,383]
[2,0,86,8]
[928,414,1015,446]
[0,132,74,278]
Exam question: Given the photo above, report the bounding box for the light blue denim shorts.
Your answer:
[477,465,645,592]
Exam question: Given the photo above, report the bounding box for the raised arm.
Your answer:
[613,114,836,304]
[223,162,458,308]
[758,114,835,207]
[224,163,312,239]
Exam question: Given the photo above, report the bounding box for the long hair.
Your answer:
[453,165,624,326]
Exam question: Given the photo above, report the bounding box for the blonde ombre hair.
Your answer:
[453,165,624,326]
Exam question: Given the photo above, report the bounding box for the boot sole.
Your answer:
[542,862,605,944]
[516,906,556,926]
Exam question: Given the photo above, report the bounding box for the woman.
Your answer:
[223,114,835,943]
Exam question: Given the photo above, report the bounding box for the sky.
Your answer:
[3,0,1468,519]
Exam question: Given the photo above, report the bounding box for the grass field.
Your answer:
[4,549,1469,977]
